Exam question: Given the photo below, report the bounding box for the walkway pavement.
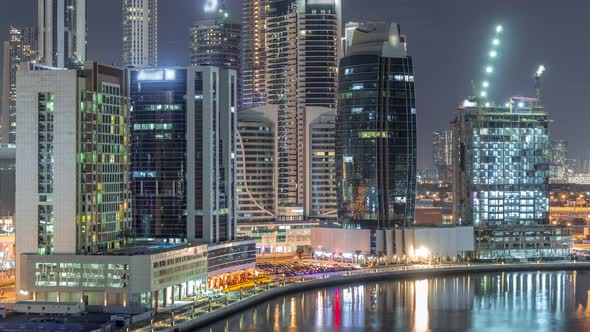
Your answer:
[128,261,590,332]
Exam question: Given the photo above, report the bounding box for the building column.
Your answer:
[171,286,174,305]
[162,288,167,307]
[154,290,159,311]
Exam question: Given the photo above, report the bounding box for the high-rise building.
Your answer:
[130,66,238,244]
[129,68,187,240]
[38,0,86,68]
[16,62,131,286]
[0,144,15,218]
[236,106,278,223]
[452,98,571,258]
[191,8,241,109]
[336,22,417,229]
[265,0,341,214]
[305,107,337,220]
[122,0,158,67]
[550,140,568,183]
[433,130,453,183]
[241,0,267,109]
[186,66,238,244]
[191,10,240,71]
[1,27,38,144]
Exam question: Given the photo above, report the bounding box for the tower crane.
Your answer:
[470,25,503,110]
[534,65,546,107]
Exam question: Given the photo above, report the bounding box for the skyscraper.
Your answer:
[452,98,571,258]
[129,68,187,240]
[265,0,341,214]
[186,66,238,244]
[130,66,238,244]
[241,0,267,110]
[336,22,417,229]
[122,0,158,67]
[38,0,86,68]
[190,9,240,71]
[191,7,241,109]
[16,62,131,290]
[1,27,38,144]
[433,129,453,183]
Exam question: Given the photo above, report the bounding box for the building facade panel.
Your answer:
[129,68,187,240]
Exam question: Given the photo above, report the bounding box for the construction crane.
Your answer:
[533,65,546,107]
[470,25,503,109]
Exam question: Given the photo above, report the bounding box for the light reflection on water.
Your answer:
[198,271,590,331]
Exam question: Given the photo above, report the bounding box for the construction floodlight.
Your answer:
[536,65,546,77]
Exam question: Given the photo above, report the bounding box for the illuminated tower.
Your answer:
[1,26,38,144]
[241,0,267,109]
[122,0,158,67]
[336,22,417,229]
[265,0,341,214]
[38,0,86,68]
[433,130,453,183]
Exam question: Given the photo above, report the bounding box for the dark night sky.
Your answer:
[1,0,589,167]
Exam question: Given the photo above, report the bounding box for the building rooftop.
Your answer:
[94,242,207,256]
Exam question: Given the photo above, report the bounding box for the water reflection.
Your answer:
[199,271,590,331]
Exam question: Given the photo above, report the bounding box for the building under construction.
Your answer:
[451,98,571,259]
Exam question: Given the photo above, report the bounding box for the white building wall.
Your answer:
[311,227,371,254]
[16,69,78,290]
[399,226,474,258]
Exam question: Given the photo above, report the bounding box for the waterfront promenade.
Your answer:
[129,261,590,332]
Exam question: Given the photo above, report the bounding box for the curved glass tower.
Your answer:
[336,22,416,229]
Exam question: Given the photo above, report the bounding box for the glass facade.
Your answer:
[336,52,417,229]
[130,69,187,240]
[207,242,256,273]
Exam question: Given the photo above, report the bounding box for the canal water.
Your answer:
[197,271,590,331]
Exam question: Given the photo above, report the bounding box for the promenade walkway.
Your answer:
[128,261,590,332]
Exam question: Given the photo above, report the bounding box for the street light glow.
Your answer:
[496,25,503,33]
[489,50,497,58]
[482,81,489,88]
[492,38,500,46]
[415,247,430,258]
[485,66,493,73]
